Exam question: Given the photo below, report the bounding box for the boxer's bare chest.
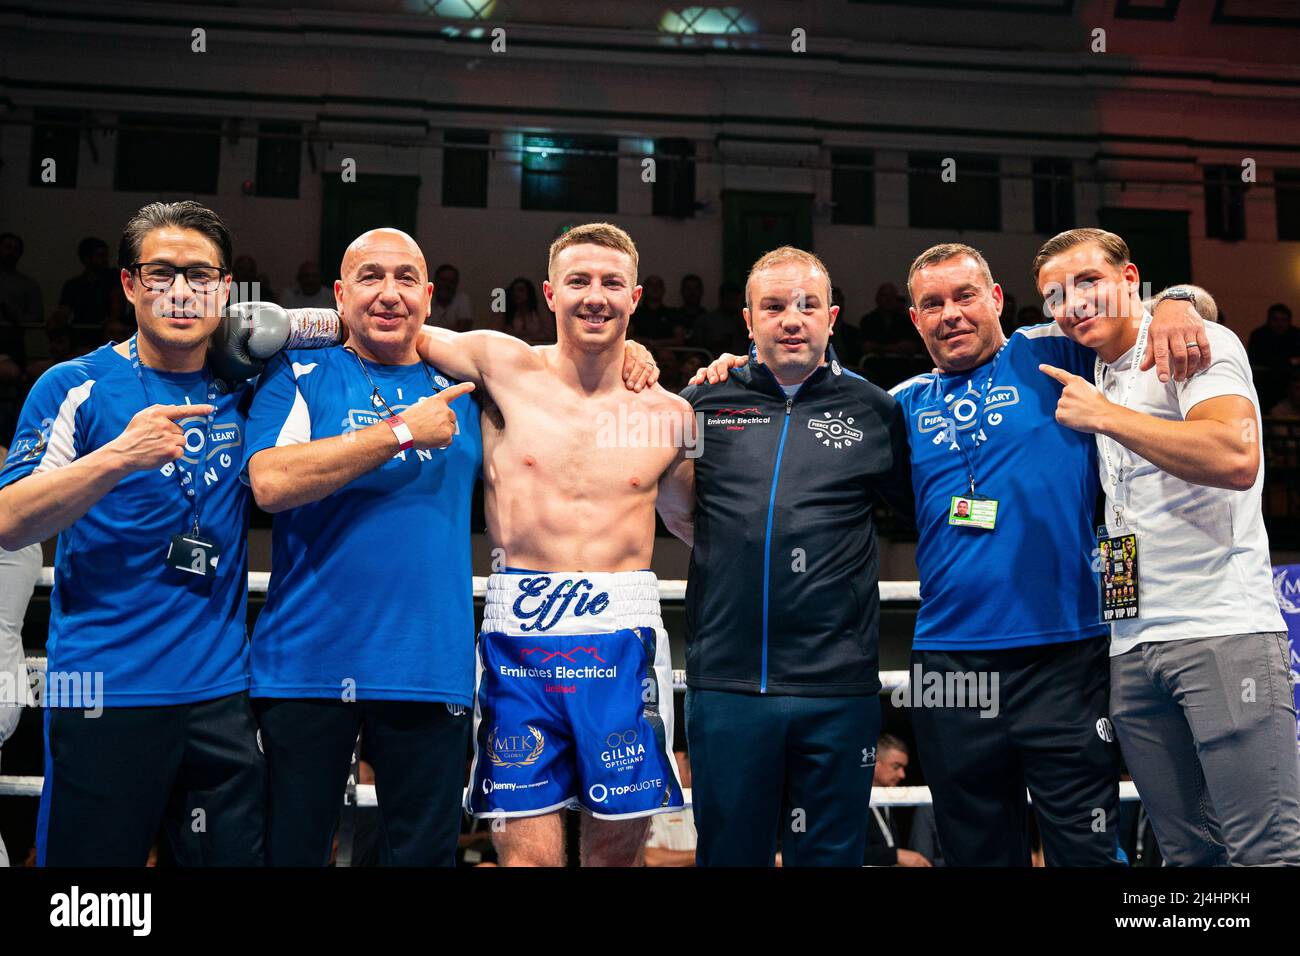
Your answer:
[482,370,678,498]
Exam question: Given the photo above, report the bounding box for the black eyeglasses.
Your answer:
[130,262,229,293]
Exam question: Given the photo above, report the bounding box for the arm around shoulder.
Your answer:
[414,326,536,388]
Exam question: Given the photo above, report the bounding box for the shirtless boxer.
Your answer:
[412,222,696,867]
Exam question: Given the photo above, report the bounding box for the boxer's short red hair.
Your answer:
[548,223,639,282]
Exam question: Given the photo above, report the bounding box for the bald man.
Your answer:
[241,229,483,866]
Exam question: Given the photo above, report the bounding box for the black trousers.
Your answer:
[254,698,469,867]
[38,691,265,866]
[910,636,1122,867]
[687,688,881,867]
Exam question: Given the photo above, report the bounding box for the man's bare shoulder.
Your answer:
[635,384,693,417]
[467,330,548,382]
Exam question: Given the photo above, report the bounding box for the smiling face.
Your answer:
[908,254,1005,374]
[544,242,640,354]
[336,229,431,362]
[1035,241,1141,362]
[121,226,230,358]
[744,261,837,385]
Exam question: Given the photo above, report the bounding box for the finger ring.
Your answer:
[1185,342,1199,348]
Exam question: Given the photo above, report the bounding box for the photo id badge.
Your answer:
[1098,529,1139,622]
[948,495,999,530]
[167,533,221,577]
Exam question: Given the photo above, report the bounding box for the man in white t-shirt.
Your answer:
[1034,227,1300,866]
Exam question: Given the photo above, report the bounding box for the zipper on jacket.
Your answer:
[760,396,794,693]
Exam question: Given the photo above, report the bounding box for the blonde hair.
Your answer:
[746,246,833,311]
[1032,228,1130,283]
[906,243,995,305]
[547,222,639,282]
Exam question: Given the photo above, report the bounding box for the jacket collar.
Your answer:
[735,341,845,400]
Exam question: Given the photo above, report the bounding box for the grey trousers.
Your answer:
[1111,631,1300,866]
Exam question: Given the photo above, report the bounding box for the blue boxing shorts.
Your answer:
[466,570,684,820]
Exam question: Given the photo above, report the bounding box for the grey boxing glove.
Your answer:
[208,302,345,386]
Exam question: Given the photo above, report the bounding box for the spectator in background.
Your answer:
[1248,303,1300,408]
[908,804,945,867]
[59,237,123,330]
[1248,303,1300,368]
[651,348,692,394]
[0,352,18,387]
[1017,305,1044,330]
[230,254,275,304]
[0,442,42,867]
[281,260,335,310]
[690,281,747,356]
[1000,292,1018,330]
[628,275,684,345]
[831,285,864,366]
[677,273,708,335]
[865,735,932,867]
[101,311,136,348]
[1270,372,1300,419]
[503,277,551,344]
[25,306,90,380]
[645,750,697,867]
[427,263,473,332]
[860,283,918,356]
[0,233,42,368]
[1120,797,1164,867]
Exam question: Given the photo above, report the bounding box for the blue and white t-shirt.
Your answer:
[0,343,253,706]
[242,348,482,704]
[890,325,1107,651]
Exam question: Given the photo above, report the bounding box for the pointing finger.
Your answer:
[156,403,215,420]
[437,382,476,403]
[1037,364,1074,385]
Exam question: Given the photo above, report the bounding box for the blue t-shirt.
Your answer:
[241,348,482,704]
[0,343,253,706]
[889,324,1106,651]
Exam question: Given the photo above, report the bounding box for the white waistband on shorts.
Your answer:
[482,570,663,637]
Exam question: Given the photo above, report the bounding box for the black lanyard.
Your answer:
[344,347,443,416]
[128,335,218,536]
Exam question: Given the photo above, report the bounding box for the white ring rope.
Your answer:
[0,775,1143,805]
[9,572,1149,808]
[20,571,922,689]
[31,569,923,603]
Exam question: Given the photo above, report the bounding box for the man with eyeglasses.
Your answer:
[0,200,267,865]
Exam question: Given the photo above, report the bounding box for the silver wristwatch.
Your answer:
[1157,286,1197,305]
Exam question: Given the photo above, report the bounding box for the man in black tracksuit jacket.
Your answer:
[679,247,913,867]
